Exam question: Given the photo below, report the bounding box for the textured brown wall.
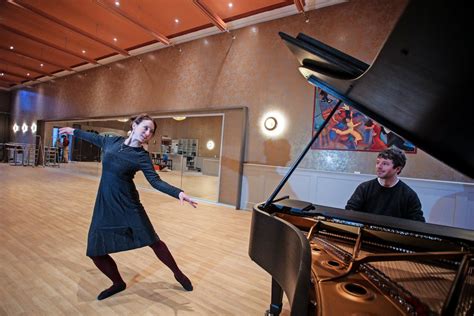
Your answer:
[9,0,471,182]
[0,91,11,113]
[0,91,11,143]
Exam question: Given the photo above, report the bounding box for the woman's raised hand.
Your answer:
[59,127,75,135]
[179,192,198,208]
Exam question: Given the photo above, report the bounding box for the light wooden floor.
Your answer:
[55,162,219,202]
[0,164,290,315]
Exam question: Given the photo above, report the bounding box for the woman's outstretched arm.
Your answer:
[141,155,198,208]
[59,127,107,148]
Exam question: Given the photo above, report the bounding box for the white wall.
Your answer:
[240,163,474,229]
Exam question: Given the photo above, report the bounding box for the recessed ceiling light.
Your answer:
[82,50,86,54]
[228,2,233,8]
[40,63,44,67]
[0,73,4,76]
[113,37,118,42]
[175,18,179,23]
[27,73,30,76]
[10,46,14,50]
[115,1,120,6]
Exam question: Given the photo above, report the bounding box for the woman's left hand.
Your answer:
[59,127,75,135]
[179,192,198,208]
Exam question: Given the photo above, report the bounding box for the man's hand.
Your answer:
[179,192,198,208]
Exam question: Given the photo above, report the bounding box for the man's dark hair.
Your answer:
[377,146,407,172]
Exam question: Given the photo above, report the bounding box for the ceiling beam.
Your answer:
[0,70,29,80]
[7,0,130,57]
[0,46,74,71]
[192,0,227,32]
[0,58,54,77]
[0,76,21,84]
[95,0,171,46]
[0,85,13,91]
[0,23,99,64]
[294,0,306,12]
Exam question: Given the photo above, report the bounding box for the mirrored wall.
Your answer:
[44,114,224,202]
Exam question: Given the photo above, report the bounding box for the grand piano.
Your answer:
[249,2,473,315]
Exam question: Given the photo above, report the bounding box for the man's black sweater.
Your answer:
[345,178,425,222]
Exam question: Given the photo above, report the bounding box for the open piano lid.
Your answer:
[280,1,473,179]
[250,4,474,315]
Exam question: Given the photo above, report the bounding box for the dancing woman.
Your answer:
[60,114,197,300]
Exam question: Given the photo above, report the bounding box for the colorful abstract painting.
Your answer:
[312,87,416,152]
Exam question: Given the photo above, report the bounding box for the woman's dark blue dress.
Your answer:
[74,130,182,256]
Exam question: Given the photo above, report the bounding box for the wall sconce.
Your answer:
[13,123,19,133]
[22,123,28,133]
[264,117,278,131]
[207,140,215,150]
[31,122,37,133]
[172,116,186,121]
[261,111,286,137]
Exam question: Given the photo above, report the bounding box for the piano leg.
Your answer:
[266,278,283,316]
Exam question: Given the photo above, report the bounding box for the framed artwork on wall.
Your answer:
[312,87,416,153]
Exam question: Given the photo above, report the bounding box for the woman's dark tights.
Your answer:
[148,240,181,275]
[89,240,192,300]
[90,255,126,300]
[149,240,193,291]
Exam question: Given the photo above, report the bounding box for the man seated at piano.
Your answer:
[345,147,425,222]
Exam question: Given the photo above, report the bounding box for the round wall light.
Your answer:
[21,123,28,133]
[13,123,19,133]
[207,140,215,150]
[264,116,278,131]
[31,122,37,133]
[260,111,286,137]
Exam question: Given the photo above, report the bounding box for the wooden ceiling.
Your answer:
[0,0,325,90]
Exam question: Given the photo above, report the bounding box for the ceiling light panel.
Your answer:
[205,0,292,20]
[0,55,48,78]
[7,0,150,58]
[0,30,85,67]
[0,4,110,60]
[134,0,211,36]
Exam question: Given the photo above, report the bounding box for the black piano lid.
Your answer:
[280,1,474,179]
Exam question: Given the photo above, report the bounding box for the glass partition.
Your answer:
[43,114,223,203]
